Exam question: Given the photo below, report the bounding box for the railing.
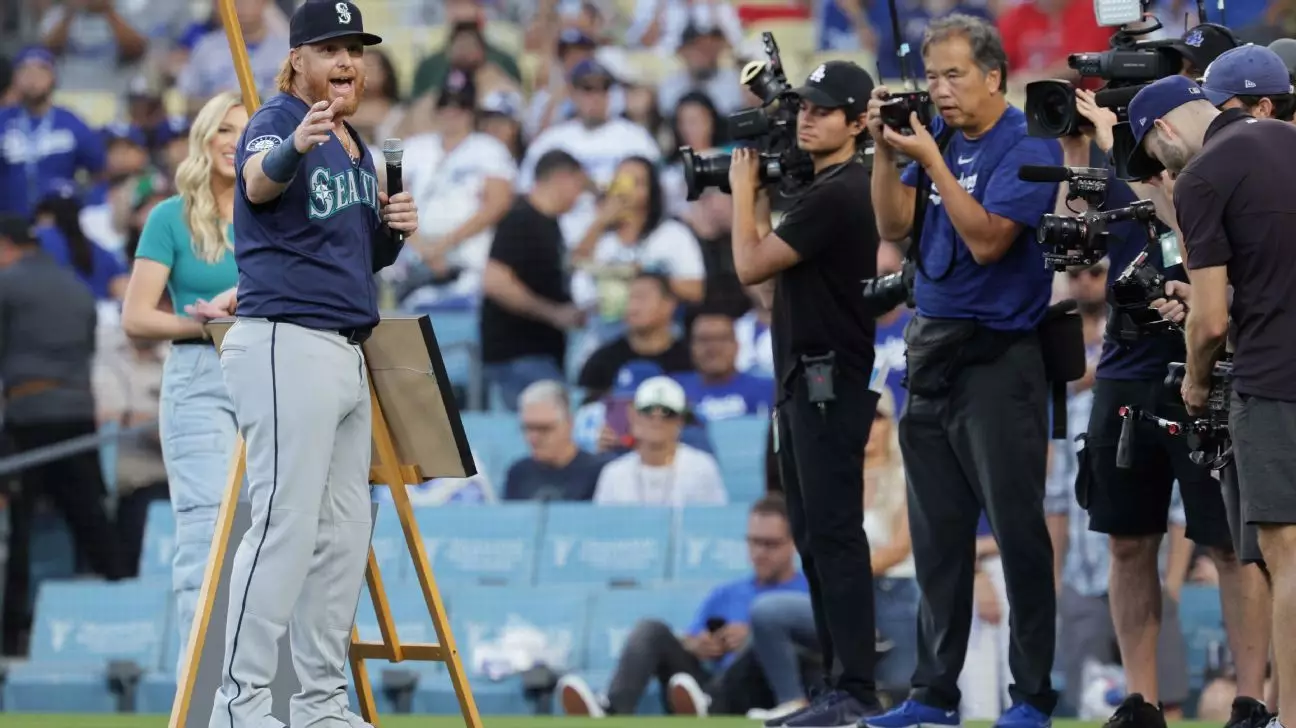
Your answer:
[0,419,157,479]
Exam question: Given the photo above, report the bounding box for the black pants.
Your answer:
[898,336,1057,714]
[2,420,125,655]
[606,619,776,715]
[775,367,879,703]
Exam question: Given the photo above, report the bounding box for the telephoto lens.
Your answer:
[1024,80,1084,138]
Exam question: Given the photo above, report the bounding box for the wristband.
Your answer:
[262,139,304,183]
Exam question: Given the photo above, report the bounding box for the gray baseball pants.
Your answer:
[210,318,373,728]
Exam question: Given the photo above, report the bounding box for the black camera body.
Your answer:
[679,32,811,201]
[1118,357,1234,469]
[1109,248,1180,341]
[1020,164,1157,270]
[878,90,934,135]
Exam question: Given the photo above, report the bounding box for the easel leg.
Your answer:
[170,434,246,728]
[349,624,379,726]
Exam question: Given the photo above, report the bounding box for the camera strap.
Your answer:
[907,128,955,278]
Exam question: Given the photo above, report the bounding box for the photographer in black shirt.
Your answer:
[1126,73,1296,724]
[728,60,882,728]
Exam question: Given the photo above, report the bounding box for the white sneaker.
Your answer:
[747,700,810,722]
[557,674,606,718]
[668,672,711,717]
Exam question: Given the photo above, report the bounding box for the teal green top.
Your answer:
[134,195,238,316]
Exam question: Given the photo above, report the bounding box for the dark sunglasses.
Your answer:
[637,405,681,419]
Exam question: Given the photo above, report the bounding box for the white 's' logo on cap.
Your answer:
[809,64,827,83]
[335,2,352,24]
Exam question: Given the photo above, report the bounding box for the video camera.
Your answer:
[1017,164,1157,270]
[1108,248,1182,341]
[680,32,813,201]
[1117,358,1234,469]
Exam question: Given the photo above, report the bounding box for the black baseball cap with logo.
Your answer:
[290,1,383,49]
[791,61,875,117]
[1169,23,1239,72]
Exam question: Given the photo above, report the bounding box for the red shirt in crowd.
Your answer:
[997,0,1114,75]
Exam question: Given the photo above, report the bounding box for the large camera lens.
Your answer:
[1025,80,1083,138]
[681,147,733,201]
[1037,214,1086,248]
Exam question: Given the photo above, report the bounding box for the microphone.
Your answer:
[382,138,404,244]
[1094,84,1144,111]
[1017,165,1072,183]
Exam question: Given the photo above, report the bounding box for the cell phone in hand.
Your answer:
[705,617,727,633]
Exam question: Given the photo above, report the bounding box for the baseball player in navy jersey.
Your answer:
[209,3,417,727]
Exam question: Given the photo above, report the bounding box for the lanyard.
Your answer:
[18,110,55,210]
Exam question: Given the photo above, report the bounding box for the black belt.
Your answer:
[266,316,371,345]
[173,337,211,346]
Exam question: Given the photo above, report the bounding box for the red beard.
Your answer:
[303,72,366,118]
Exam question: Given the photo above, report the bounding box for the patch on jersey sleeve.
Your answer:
[246,134,283,153]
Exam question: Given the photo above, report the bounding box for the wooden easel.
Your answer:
[167,3,482,727]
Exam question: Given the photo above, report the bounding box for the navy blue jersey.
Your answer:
[1096,169,1186,381]
[233,93,384,332]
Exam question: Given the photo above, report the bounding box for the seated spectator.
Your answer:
[504,380,608,501]
[177,0,288,115]
[574,360,717,456]
[402,70,516,309]
[674,308,774,420]
[625,0,744,53]
[479,89,525,161]
[478,150,587,408]
[350,48,406,146]
[664,92,730,216]
[37,0,151,92]
[742,388,919,723]
[407,18,522,136]
[658,25,745,115]
[525,28,626,139]
[593,376,726,505]
[32,181,128,301]
[735,292,774,378]
[90,123,150,203]
[558,495,806,717]
[578,272,693,395]
[0,46,105,218]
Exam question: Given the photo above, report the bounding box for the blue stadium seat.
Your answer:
[672,505,753,582]
[710,417,770,503]
[1179,584,1225,691]
[137,594,181,714]
[427,309,479,386]
[139,500,176,578]
[28,512,76,592]
[414,503,543,586]
[347,582,446,714]
[571,583,715,714]
[4,579,169,713]
[536,505,672,586]
[370,502,408,584]
[459,412,529,488]
[416,586,592,715]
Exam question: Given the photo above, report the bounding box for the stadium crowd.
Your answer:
[0,0,1294,722]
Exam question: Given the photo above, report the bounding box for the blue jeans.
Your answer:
[750,578,920,703]
[158,343,238,677]
[484,355,565,411]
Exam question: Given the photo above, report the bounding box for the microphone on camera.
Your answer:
[1093,84,1143,111]
[1017,165,1073,184]
[382,138,404,244]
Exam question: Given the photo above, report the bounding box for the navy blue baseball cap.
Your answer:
[14,46,55,69]
[102,122,148,148]
[290,1,382,48]
[1200,45,1294,106]
[570,59,614,86]
[1125,75,1210,178]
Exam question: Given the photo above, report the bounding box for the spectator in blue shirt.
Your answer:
[33,182,127,301]
[557,495,810,718]
[504,380,609,501]
[866,15,1063,728]
[674,308,774,421]
[0,46,105,218]
[873,240,912,413]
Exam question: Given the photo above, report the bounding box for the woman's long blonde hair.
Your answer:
[176,91,243,264]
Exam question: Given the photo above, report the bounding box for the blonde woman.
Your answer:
[121,91,246,671]
[746,387,919,722]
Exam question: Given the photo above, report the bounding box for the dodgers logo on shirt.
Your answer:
[246,134,282,152]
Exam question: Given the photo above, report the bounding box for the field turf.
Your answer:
[0,719,1218,728]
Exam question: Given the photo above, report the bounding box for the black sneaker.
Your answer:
[1225,697,1272,728]
[1103,694,1167,728]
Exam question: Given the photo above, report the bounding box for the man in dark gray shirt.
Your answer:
[0,215,122,655]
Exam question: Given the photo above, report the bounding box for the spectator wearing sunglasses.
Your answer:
[592,375,727,505]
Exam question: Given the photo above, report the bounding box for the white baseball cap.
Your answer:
[634,376,687,415]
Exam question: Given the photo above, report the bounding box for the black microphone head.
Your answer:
[1018,165,1071,183]
[1093,84,1143,111]
[382,138,403,166]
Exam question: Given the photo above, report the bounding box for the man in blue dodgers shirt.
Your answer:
[0,46,104,217]
[1055,77,1272,728]
[865,14,1061,728]
[207,3,418,728]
